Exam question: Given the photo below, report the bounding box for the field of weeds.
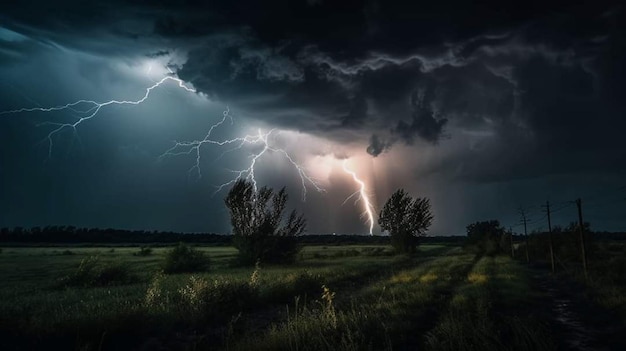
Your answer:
[0,243,624,350]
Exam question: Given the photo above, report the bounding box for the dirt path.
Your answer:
[531,270,626,351]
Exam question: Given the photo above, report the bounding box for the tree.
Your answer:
[379,189,433,254]
[224,179,306,265]
[465,220,505,255]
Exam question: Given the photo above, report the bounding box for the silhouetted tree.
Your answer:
[465,220,505,255]
[379,189,433,254]
[225,179,306,265]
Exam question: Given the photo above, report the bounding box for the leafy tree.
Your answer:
[379,189,433,254]
[225,179,306,265]
[465,220,505,255]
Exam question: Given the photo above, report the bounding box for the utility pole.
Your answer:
[519,208,530,263]
[543,201,555,273]
[575,198,588,279]
[509,226,514,258]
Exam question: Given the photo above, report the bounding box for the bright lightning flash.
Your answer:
[0,74,195,159]
[342,159,375,235]
[159,116,325,200]
[0,66,324,200]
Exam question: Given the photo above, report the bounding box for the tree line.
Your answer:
[0,224,464,245]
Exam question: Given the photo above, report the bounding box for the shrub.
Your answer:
[59,256,137,287]
[145,271,168,310]
[465,220,505,256]
[163,243,210,274]
[61,249,74,255]
[134,246,153,256]
[177,275,258,317]
[249,260,261,289]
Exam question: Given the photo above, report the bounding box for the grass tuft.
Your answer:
[58,255,138,287]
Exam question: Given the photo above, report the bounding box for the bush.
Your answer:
[465,220,505,256]
[163,243,210,274]
[59,256,137,287]
[177,275,257,317]
[61,249,74,256]
[134,246,153,256]
[144,271,168,310]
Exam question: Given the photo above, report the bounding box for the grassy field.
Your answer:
[0,243,624,350]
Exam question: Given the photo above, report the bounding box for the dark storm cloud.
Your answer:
[3,1,624,172]
[394,89,448,144]
[156,1,624,176]
[4,1,623,149]
[366,134,389,157]
[2,0,626,234]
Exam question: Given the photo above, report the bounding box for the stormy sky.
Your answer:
[1,0,625,235]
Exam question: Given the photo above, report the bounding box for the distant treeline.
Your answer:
[0,226,468,245]
[3,226,622,246]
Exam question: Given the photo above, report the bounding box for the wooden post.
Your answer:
[546,201,555,274]
[509,226,514,258]
[576,198,588,279]
[518,208,530,263]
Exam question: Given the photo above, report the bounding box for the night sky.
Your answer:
[1,0,624,235]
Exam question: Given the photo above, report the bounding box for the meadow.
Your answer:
[0,242,625,350]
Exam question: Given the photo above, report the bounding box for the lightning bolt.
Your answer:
[0,75,195,159]
[159,115,325,200]
[342,159,375,235]
[1,67,323,201]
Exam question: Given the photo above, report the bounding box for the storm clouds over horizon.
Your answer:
[1,0,625,235]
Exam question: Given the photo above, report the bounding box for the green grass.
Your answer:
[232,248,477,350]
[425,255,553,351]
[0,244,414,349]
[574,242,626,323]
[2,243,625,350]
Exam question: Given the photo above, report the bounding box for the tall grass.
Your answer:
[425,256,553,351]
[2,245,591,350]
[233,250,477,350]
[58,255,138,287]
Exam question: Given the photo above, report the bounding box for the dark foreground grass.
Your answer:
[425,255,553,351]
[231,248,478,350]
[2,244,623,350]
[0,245,410,350]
